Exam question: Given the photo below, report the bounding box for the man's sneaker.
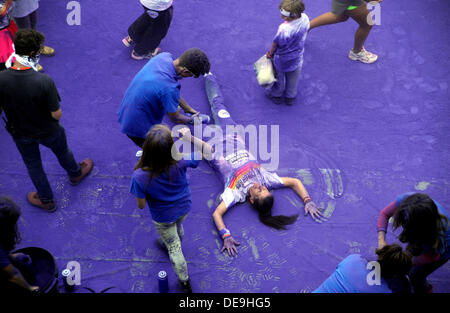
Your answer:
[179,279,192,293]
[27,192,56,213]
[41,46,55,56]
[131,47,162,60]
[122,36,134,47]
[348,48,378,64]
[69,158,94,186]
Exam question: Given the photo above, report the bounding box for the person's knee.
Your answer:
[338,13,350,22]
[348,6,372,26]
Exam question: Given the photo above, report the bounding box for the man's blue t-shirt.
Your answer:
[129,153,200,223]
[118,53,180,139]
[395,192,450,260]
[313,254,392,293]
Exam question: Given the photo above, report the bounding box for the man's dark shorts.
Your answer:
[331,0,365,15]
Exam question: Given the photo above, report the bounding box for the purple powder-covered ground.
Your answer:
[0,0,449,293]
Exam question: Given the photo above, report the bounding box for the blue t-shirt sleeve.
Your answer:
[179,152,201,169]
[395,192,416,207]
[188,152,201,168]
[129,174,147,199]
[0,246,10,269]
[161,88,179,114]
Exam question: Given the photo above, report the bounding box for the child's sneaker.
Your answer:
[27,192,56,212]
[348,48,378,64]
[131,48,162,60]
[285,97,296,106]
[266,94,283,105]
[122,36,134,47]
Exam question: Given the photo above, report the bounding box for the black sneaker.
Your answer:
[265,94,283,105]
[179,279,192,293]
[285,97,296,106]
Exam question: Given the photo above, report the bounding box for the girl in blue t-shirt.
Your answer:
[129,124,199,293]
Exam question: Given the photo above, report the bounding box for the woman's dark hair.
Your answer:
[178,48,210,77]
[0,196,22,252]
[134,124,180,182]
[393,193,449,256]
[376,244,412,279]
[252,194,298,230]
[13,29,45,56]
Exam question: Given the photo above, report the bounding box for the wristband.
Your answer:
[303,197,312,204]
[219,228,231,239]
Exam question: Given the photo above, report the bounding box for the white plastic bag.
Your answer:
[254,55,276,88]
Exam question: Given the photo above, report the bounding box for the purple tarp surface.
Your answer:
[0,0,449,293]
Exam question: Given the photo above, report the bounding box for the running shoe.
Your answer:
[348,48,378,64]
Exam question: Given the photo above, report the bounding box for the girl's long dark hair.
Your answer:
[252,194,299,230]
[0,196,22,252]
[375,244,412,279]
[393,193,449,256]
[134,124,181,183]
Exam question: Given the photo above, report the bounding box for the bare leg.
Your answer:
[309,12,349,30]
[346,5,373,53]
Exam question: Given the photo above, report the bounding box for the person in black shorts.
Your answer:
[122,0,174,60]
[309,0,383,64]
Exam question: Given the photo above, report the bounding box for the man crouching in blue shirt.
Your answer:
[118,48,211,148]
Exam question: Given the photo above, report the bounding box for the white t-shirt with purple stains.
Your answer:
[210,134,284,209]
[273,13,310,72]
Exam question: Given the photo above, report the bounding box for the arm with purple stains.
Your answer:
[212,201,240,257]
[280,177,327,223]
[266,42,277,59]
